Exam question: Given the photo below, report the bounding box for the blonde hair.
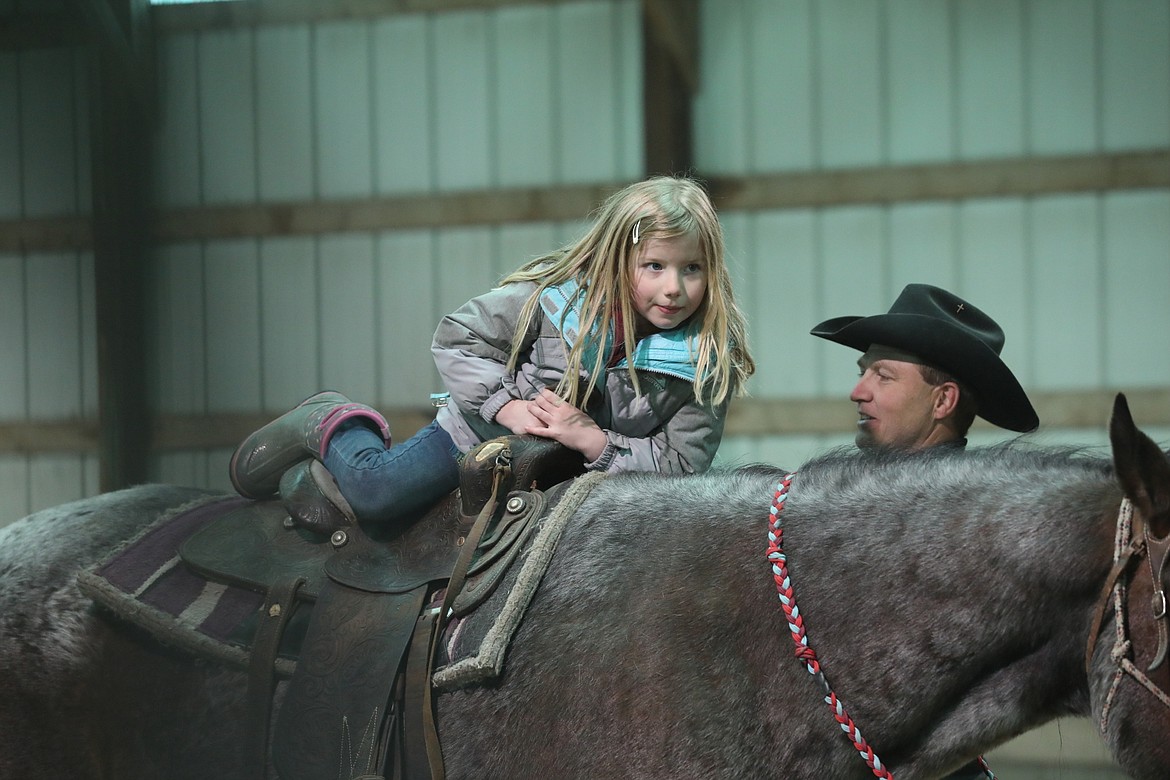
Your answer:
[501,175,755,406]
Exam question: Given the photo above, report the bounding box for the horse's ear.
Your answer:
[1110,393,1170,537]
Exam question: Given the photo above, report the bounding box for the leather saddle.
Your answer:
[179,434,585,780]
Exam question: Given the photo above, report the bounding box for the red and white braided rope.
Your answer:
[767,474,893,779]
[766,475,996,780]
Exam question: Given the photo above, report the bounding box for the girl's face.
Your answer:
[630,232,707,336]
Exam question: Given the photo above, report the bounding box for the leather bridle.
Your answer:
[1084,498,1170,734]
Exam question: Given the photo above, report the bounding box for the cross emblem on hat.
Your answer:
[956,303,965,313]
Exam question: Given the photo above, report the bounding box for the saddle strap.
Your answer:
[273,575,428,780]
[247,576,304,780]
[415,451,513,780]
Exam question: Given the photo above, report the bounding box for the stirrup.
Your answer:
[279,460,358,533]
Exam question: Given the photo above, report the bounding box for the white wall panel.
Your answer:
[435,226,496,316]
[204,239,261,411]
[0,255,25,420]
[0,456,30,528]
[888,202,958,290]
[955,0,1025,158]
[257,25,314,201]
[1030,195,1103,388]
[20,49,77,217]
[697,0,1170,175]
[744,210,820,398]
[319,234,378,401]
[29,454,85,515]
[26,252,81,419]
[1026,0,1098,155]
[886,0,954,164]
[614,0,642,176]
[495,222,558,280]
[199,29,257,204]
[154,451,210,489]
[817,207,886,396]
[1102,191,1170,386]
[154,33,201,208]
[818,0,884,167]
[315,22,374,199]
[378,229,440,406]
[694,0,748,172]
[495,5,555,187]
[957,199,1033,389]
[152,242,207,415]
[373,15,434,194]
[433,11,493,190]
[1100,0,1170,150]
[556,1,636,181]
[259,236,320,409]
[748,0,814,171]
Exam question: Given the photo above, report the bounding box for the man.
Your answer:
[811,283,1038,450]
[811,283,1038,779]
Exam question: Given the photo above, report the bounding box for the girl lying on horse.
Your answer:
[228,175,756,529]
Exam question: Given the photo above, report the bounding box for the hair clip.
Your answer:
[632,219,642,245]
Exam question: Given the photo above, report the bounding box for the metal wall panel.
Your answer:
[887,0,954,164]
[1102,0,1170,150]
[317,21,375,198]
[154,33,201,208]
[256,26,314,201]
[956,0,1026,158]
[818,1,884,168]
[319,233,379,399]
[496,6,556,187]
[259,236,320,408]
[199,29,257,203]
[373,15,434,194]
[0,46,92,522]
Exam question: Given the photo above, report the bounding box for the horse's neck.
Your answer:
[778,453,1120,777]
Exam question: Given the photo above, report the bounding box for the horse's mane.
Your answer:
[789,440,1116,511]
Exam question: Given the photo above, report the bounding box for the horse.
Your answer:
[0,393,1168,779]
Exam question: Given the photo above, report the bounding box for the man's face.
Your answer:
[850,350,945,450]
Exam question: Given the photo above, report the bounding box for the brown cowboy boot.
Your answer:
[229,391,391,499]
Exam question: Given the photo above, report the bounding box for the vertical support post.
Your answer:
[641,0,699,176]
[76,0,155,490]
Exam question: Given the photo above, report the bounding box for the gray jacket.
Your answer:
[431,280,728,474]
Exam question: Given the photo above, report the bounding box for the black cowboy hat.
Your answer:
[810,283,1039,433]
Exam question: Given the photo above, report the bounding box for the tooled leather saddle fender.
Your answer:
[179,434,586,780]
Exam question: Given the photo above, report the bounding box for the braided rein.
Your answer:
[766,474,996,780]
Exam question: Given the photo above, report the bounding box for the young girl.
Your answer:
[229,175,755,528]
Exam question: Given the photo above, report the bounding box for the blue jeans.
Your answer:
[323,419,461,524]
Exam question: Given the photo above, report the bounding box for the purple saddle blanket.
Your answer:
[76,494,289,674]
[77,471,606,685]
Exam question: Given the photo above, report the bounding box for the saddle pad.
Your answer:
[433,470,606,690]
[76,494,300,676]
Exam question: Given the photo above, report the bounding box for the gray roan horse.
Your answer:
[1,394,1168,779]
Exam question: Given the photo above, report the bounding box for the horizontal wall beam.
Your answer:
[3,388,1166,455]
[0,1,569,50]
[4,150,1167,254]
[708,149,1170,211]
[152,0,571,33]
